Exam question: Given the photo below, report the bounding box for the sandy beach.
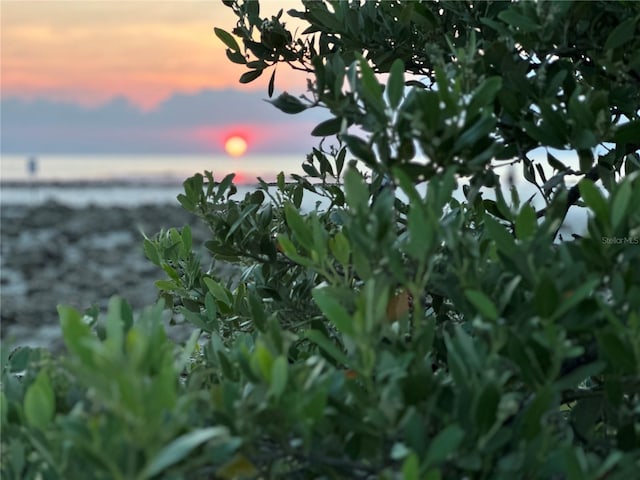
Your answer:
[1,201,220,350]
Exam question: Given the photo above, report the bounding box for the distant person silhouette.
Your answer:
[27,156,38,178]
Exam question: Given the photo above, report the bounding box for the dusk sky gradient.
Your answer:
[1,0,326,155]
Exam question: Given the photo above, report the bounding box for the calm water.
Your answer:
[0,153,589,234]
[0,154,306,184]
[0,154,306,206]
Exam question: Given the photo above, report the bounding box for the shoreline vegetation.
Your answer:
[2,1,639,477]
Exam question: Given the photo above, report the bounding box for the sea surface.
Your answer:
[1,154,307,183]
[0,154,306,206]
[0,153,588,234]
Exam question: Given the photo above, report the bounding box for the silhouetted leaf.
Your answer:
[614,121,640,144]
[268,69,276,98]
[342,134,376,166]
[267,92,308,114]
[214,27,241,52]
[239,69,263,84]
[312,117,343,137]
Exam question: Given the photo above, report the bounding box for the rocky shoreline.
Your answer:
[1,201,221,351]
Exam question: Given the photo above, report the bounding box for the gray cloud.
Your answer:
[1,89,326,154]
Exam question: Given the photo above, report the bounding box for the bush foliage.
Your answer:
[3,1,640,478]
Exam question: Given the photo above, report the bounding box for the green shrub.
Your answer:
[3,1,640,478]
[1,299,242,479]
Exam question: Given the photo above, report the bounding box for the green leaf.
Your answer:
[556,361,606,390]
[306,4,341,31]
[143,238,160,265]
[475,383,500,434]
[498,8,540,33]
[468,76,502,119]
[181,225,192,252]
[570,397,603,440]
[203,277,233,307]
[499,275,522,311]
[214,172,237,202]
[269,356,288,398]
[342,134,376,166]
[214,27,240,52]
[453,114,496,151]
[552,277,601,321]
[155,280,177,291]
[578,149,594,172]
[253,343,274,381]
[344,167,370,212]
[312,287,354,335]
[534,273,559,318]
[105,296,125,350]
[0,392,7,427]
[176,330,201,373]
[284,203,313,250]
[483,199,508,221]
[59,305,95,365]
[597,331,636,373]
[614,121,640,144]
[277,171,285,191]
[578,180,608,222]
[357,54,383,101]
[143,427,233,478]
[267,92,307,114]
[329,231,351,266]
[402,452,420,480]
[547,152,568,171]
[465,289,499,321]
[484,215,517,257]
[611,179,631,230]
[302,162,320,177]
[225,203,258,241]
[387,58,405,109]
[604,17,637,50]
[435,67,454,112]
[311,117,343,137]
[278,236,314,269]
[522,386,554,438]
[444,333,468,387]
[305,329,350,367]
[24,371,55,430]
[239,69,263,84]
[515,204,537,240]
[424,424,465,466]
[406,204,433,260]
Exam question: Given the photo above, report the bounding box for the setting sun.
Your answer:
[224,135,248,157]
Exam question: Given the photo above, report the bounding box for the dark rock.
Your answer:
[1,203,214,351]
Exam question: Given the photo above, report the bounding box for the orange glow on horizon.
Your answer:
[1,1,308,109]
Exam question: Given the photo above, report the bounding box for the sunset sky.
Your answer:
[1,0,325,155]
